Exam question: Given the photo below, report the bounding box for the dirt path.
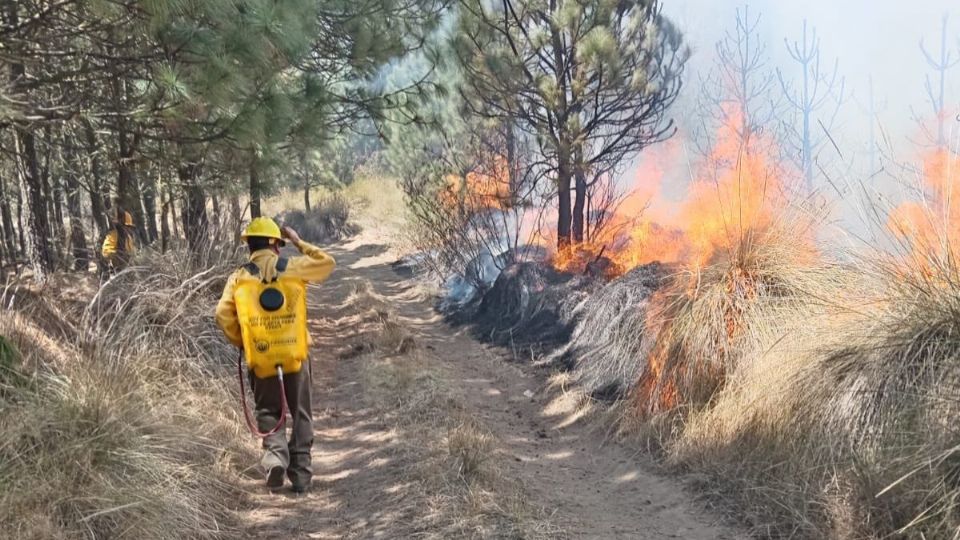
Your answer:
[240,236,742,539]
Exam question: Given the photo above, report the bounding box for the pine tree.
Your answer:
[452,0,688,248]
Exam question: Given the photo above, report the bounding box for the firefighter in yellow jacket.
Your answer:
[215,217,336,493]
[101,211,137,269]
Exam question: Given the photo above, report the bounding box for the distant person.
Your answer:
[101,211,137,271]
[215,217,336,493]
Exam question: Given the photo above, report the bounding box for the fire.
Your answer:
[889,149,960,265]
[681,109,790,269]
[441,155,514,212]
[619,106,799,416]
[548,106,792,278]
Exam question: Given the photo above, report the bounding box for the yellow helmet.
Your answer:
[242,217,284,244]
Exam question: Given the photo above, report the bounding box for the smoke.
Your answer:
[619,1,960,240]
[665,0,957,133]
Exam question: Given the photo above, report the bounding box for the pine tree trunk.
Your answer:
[14,126,54,279]
[556,159,573,249]
[169,185,180,239]
[15,178,24,255]
[229,195,242,239]
[505,124,517,203]
[304,176,311,212]
[0,214,6,274]
[41,128,66,262]
[0,173,16,262]
[179,159,209,254]
[572,170,586,244]
[112,124,136,268]
[53,177,66,247]
[7,41,54,279]
[249,153,262,219]
[65,171,89,271]
[0,177,7,273]
[211,195,222,243]
[143,170,159,242]
[160,191,170,254]
[62,139,90,271]
[117,127,147,245]
[84,122,110,239]
[89,188,108,244]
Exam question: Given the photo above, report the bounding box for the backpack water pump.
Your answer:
[233,258,309,437]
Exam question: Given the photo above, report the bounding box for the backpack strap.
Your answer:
[243,262,260,278]
[242,257,288,283]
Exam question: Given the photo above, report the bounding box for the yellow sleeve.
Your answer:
[287,241,336,283]
[215,271,244,348]
[101,231,118,258]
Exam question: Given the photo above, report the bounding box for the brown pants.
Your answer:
[249,361,313,486]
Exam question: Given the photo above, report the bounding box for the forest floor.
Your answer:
[239,233,744,539]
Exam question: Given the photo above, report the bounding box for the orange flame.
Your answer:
[888,149,960,266]
[627,106,798,416]
[442,155,514,212]
[547,106,792,278]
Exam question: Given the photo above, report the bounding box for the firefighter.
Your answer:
[101,211,137,270]
[215,217,336,493]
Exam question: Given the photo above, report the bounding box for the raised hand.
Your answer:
[282,226,302,247]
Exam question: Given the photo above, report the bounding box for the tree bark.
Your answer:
[0,209,6,274]
[14,126,54,279]
[304,175,311,212]
[117,128,147,244]
[0,175,7,273]
[572,170,586,243]
[7,44,54,278]
[168,185,180,239]
[211,194,222,243]
[15,176,24,255]
[249,153,262,219]
[179,159,209,254]
[42,127,65,260]
[64,170,90,271]
[142,169,159,242]
[160,189,171,254]
[0,173,16,261]
[556,159,573,249]
[84,122,110,239]
[229,195,242,239]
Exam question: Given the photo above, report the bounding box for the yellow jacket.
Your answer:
[215,241,336,348]
[101,230,137,259]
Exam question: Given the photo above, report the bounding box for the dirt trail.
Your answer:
[241,236,742,539]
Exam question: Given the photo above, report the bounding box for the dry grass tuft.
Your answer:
[0,249,253,539]
[447,421,496,483]
[633,214,960,537]
[634,213,827,415]
[344,280,418,356]
[548,262,669,400]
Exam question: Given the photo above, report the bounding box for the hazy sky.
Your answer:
[663,0,958,125]
[627,1,959,213]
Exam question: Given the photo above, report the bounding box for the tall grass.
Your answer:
[621,152,960,537]
[631,211,827,417]
[0,247,252,539]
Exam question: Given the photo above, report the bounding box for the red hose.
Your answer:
[237,352,290,438]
